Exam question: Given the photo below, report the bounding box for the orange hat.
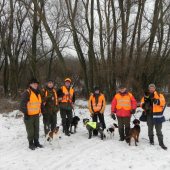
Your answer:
[64,78,71,82]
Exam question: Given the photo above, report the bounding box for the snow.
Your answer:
[0,99,170,170]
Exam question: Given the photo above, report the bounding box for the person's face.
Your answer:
[30,83,38,90]
[47,82,54,88]
[95,90,99,94]
[119,88,126,93]
[65,81,71,87]
[149,87,156,93]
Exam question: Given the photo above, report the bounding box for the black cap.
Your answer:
[119,84,126,89]
[94,86,100,92]
[29,78,39,84]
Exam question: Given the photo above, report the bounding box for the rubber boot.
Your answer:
[34,139,43,148]
[149,136,154,145]
[63,124,70,136]
[67,123,73,135]
[29,140,35,150]
[158,138,167,150]
[119,128,124,141]
[125,128,130,143]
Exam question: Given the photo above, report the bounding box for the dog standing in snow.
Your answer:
[44,126,61,150]
[103,123,118,140]
[83,118,103,140]
[125,119,140,146]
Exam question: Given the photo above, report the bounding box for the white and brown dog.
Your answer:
[103,123,118,140]
[44,126,61,150]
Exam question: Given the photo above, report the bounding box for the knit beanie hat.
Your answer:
[148,84,156,89]
[29,78,39,84]
[94,86,100,92]
[47,80,54,84]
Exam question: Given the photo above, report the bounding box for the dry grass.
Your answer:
[0,97,20,114]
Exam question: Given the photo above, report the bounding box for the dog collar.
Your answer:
[54,132,58,135]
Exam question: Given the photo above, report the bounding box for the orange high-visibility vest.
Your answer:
[42,89,58,106]
[115,93,132,110]
[58,86,74,103]
[26,89,42,115]
[140,91,165,113]
[90,93,104,112]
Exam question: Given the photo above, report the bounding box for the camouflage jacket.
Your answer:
[41,86,59,115]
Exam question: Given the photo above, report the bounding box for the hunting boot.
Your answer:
[29,140,35,150]
[149,136,154,145]
[125,128,130,143]
[158,138,167,150]
[63,124,70,136]
[119,128,124,141]
[34,139,43,148]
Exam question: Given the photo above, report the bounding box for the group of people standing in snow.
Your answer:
[19,78,167,150]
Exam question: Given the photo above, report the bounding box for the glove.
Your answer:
[153,98,158,104]
[111,114,116,120]
[130,109,136,114]
[24,114,29,120]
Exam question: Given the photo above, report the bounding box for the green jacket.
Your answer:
[41,87,59,115]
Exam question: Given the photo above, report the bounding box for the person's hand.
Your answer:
[65,92,69,95]
[111,114,116,120]
[71,102,74,107]
[130,109,136,114]
[51,97,55,100]
[24,114,29,120]
[153,98,158,104]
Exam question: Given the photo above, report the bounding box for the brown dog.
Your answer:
[126,119,140,146]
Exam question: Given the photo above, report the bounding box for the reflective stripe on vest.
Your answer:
[116,93,132,110]
[90,93,104,112]
[26,89,42,115]
[58,86,74,103]
[43,89,58,106]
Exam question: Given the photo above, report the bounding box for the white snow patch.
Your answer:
[0,101,170,170]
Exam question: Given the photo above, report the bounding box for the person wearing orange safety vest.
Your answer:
[111,85,137,143]
[140,84,167,150]
[88,86,106,136]
[57,78,75,136]
[41,80,59,135]
[19,78,45,150]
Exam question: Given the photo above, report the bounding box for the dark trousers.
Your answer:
[117,117,131,138]
[92,113,106,135]
[60,108,73,125]
[24,114,39,141]
[146,113,163,140]
[117,117,130,129]
[43,113,57,135]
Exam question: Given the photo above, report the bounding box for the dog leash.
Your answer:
[133,114,137,119]
[72,108,75,117]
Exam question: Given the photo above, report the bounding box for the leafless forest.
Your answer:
[0,0,170,102]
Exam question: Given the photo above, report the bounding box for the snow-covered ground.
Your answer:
[0,99,170,170]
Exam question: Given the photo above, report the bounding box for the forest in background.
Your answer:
[1,0,170,102]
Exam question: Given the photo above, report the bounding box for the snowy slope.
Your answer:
[0,100,170,170]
